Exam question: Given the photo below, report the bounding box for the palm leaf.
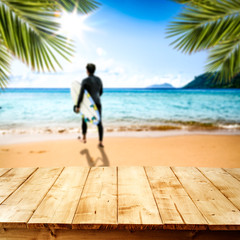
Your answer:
[0,38,11,89]
[167,0,240,82]
[57,0,100,13]
[207,37,240,82]
[0,1,73,72]
[0,0,100,88]
[167,1,240,52]
[173,0,216,5]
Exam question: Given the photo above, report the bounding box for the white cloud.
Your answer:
[9,52,193,88]
[8,64,191,88]
[96,47,107,57]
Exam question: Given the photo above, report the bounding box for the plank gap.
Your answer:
[0,168,39,205]
[72,167,117,226]
[25,167,65,224]
[170,167,209,225]
[173,201,185,224]
[71,167,91,224]
[198,167,240,211]
[143,166,163,224]
[0,168,12,177]
[118,166,162,226]
[223,168,240,182]
[28,167,90,227]
[172,167,240,229]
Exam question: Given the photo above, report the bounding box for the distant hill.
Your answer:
[147,83,174,89]
[184,72,240,89]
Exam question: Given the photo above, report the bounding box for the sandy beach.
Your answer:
[0,133,239,168]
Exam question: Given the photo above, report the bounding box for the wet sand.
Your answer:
[0,134,239,168]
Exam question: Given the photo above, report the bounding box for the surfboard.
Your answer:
[71,81,100,125]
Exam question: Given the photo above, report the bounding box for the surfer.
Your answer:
[74,63,104,148]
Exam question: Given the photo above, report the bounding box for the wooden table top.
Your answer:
[0,166,240,231]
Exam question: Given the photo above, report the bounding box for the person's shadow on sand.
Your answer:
[80,147,110,167]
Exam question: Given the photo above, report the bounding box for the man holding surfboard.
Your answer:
[74,64,104,148]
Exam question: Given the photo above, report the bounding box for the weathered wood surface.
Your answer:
[172,167,240,230]
[73,167,117,229]
[0,167,63,228]
[199,167,240,210]
[118,166,162,229]
[0,167,37,204]
[0,168,11,177]
[1,229,240,240]
[0,166,240,232]
[145,166,207,230]
[224,168,240,181]
[28,167,89,229]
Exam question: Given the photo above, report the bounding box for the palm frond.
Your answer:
[0,39,11,89]
[2,0,100,14]
[0,0,100,88]
[57,0,101,13]
[167,0,240,82]
[206,37,240,81]
[0,0,74,72]
[167,0,240,53]
[172,0,217,6]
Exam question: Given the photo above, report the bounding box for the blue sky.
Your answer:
[9,0,208,88]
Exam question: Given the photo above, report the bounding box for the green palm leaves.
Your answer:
[0,43,11,88]
[0,0,100,88]
[167,0,240,82]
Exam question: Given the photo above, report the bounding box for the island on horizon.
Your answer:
[147,72,240,90]
[147,83,175,89]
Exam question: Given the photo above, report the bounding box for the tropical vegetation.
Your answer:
[184,72,240,88]
[167,0,240,83]
[0,0,100,88]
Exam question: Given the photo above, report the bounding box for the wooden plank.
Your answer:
[0,168,37,204]
[1,228,240,240]
[172,167,240,230]
[28,167,89,229]
[73,167,117,229]
[199,167,240,210]
[118,166,162,229]
[0,168,11,177]
[0,167,63,228]
[224,168,240,181]
[145,166,207,230]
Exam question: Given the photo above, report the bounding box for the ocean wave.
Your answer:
[1,121,240,136]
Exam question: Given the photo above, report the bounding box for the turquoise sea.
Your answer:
[0,88,240,134]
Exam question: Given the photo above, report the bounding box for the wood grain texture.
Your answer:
[224,168,240,181]
[1,228,240,240]
[172,167,240,230]
[0,167,63,228]
[0,168,11,177]
[118,166,162,229]
[73,167,117,229]
[0,166,240,232]
[199,167,240,210]
[145,166,207,230]
[0,168,37,204]
[28,167,89,229]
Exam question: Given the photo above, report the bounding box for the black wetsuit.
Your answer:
[76,75,103,141]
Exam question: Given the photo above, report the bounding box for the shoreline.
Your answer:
[1,122,240,134]
[1,120,240,138]
[0,129,240,145]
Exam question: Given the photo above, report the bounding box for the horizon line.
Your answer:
[2,87,181,90]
